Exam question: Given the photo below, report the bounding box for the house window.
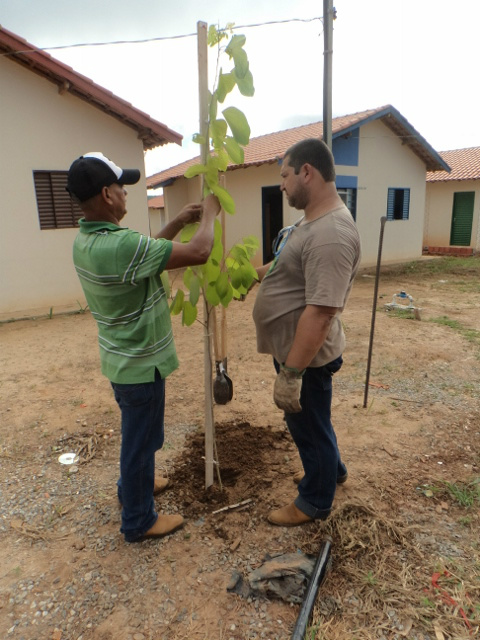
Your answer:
[337,187,357,220]
[386,188,410,221]
[33,171,82,229]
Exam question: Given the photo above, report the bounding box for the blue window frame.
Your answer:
[387,188,410,221]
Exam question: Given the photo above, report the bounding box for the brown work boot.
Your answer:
[119,476,170,508]
[267,502,312,527]
[140,513,184,539]
[153,476,170,495]
[293,471,348,485]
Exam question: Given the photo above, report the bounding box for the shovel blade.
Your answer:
[214,360,233,404]
[214,373,231,405]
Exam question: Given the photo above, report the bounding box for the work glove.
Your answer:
[273,365,305,413]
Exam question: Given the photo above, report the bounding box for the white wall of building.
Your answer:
[425,180,480,250]
[355,120,427,264]
[0,56,151,318]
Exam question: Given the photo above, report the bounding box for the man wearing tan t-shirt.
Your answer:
[253,138,361,526]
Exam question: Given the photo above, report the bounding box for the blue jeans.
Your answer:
[275,356,347,520]
[110,370,165,542]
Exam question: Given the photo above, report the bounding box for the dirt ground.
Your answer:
[0,257,479,640]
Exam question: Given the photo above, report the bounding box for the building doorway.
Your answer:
[450,192,474,246]
[262,186,283,263]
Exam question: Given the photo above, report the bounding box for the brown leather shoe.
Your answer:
[153,476,170,495]
[267,502,313,527]
[140,513,184,539]
[293,471,348,485]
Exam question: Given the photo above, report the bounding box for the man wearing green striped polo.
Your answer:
[68,152,220,542]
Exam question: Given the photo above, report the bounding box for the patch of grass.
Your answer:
[363,570,378,586]
[377,256,480,280]
[444,479,480,508]
[420,596,437,609]
[419,479,480,508]
[429,315,480,349]
[384,307,417,319]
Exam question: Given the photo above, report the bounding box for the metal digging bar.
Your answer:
[363,216,387,409]
[290,537,332,640]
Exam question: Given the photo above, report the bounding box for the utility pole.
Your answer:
[323,0,333,150]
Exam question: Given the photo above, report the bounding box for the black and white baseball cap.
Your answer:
[67,152,141,202]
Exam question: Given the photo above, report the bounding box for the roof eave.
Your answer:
[0,27,182,150]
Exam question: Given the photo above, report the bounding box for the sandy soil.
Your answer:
[0,258,479,640]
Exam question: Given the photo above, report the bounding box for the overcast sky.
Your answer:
[2,0,479,177]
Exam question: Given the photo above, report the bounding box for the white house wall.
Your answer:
[425,180,480,250]
[356,120,427,265]
[0,56,150,318]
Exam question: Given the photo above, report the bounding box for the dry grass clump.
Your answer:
[301,501,479,639]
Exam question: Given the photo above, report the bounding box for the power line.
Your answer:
[1,17,323,56]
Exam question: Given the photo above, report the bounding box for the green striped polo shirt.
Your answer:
[73,219,178,383]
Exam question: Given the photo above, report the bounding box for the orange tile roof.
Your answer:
[147,195,164,208]
[0,26,182,150]
[427,147,480,182]
[147,105,449,188]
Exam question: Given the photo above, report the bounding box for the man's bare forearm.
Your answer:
[284,305,338,370]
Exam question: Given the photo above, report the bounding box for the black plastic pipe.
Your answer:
[291,537,332,640]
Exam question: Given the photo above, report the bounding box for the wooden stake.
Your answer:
[197,20,215,489]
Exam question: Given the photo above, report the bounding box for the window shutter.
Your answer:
[386,188,395,220]
[402,189,410,220]
[34,172,56,229]
[34,171,82,229]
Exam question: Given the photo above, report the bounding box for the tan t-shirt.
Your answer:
[252,205,361,367]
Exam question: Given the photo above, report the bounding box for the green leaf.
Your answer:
[241,264,256,288]
[230,244,248,263]
[170,289,184,315]
[220,282,234,307]
[205,282,220,306]
[209,240,223,265]
[160,271,170,297]
[214,218,223,243]
[180,223,198,243]
[187,274,200,306]
[232,47,249,79]
[224,137,244,164]
[205,157,220,187]
[192,133,207,145]
[210,118,228,143]
[207,150,229,173]
[215,271,229,298]
[230,266,243,289]
[243,235,259,247]
[205,260,221,284]
[225,34,246,56]
[216,71,237,103]
[210,182,236,215]
[236,69,255,97]
[182,300,197,326]
[183,267,194,288]
[207,24,220,46]
[222,107,250,146]
[185,163,207,179]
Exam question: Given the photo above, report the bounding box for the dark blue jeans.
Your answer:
[110,370,165,542]
[275,356,347,520]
